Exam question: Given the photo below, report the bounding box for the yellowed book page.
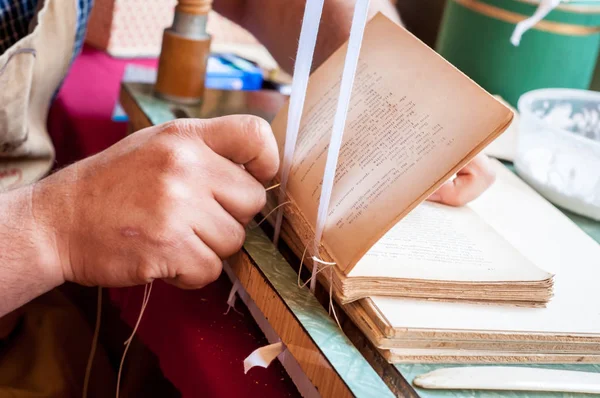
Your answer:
[370,161,600,335]
[349,201,551,282]
[271,14,512,274]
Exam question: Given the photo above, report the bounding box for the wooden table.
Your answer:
[120,82,600,398]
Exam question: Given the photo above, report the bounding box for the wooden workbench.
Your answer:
[120,82,600,398]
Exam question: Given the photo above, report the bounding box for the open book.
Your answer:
[346,162,600,363]
[268,13,553,305]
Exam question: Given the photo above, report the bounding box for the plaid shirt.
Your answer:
[0,0,93,65]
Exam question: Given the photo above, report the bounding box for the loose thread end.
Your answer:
[116,282,153,398]
[265,183,281,192]
[82,286,103,398]
[251,201,291,230]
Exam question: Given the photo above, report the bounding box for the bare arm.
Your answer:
[214,0,401,74]
[0,116,279,318]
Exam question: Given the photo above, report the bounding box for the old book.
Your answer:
[268,13,552,305]
[268,13,553,306]
[351,162,600,363]
[344,299,600,354]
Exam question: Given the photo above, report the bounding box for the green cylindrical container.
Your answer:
[436,0,600,107]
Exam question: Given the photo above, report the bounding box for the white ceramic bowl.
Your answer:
[516,88,600,221]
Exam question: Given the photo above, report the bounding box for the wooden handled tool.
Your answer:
[155,0,213,104]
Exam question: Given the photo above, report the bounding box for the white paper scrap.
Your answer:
[243,342,286,374]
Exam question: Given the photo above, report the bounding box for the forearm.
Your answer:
[0,186,63,317]
[216,0,400,74]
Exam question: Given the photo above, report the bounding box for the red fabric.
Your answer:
[48,46,157,165]
[47,45,299,398]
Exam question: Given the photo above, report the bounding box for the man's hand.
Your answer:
[427,154,496,207]
[33,116,278,290]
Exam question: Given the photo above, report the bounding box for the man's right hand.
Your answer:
[33,115,279,290]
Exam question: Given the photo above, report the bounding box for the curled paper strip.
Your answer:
[243,342,286,374]
[511,0,561,46]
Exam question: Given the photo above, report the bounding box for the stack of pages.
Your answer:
[345,163,600,363]
[266,13,600,363]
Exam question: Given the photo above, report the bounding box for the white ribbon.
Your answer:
[224,280,242,315]
[511,0,561,46]
[310,0,371,291]
[273,0,325,245]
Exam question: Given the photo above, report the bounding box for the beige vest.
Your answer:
[0,0,77,191]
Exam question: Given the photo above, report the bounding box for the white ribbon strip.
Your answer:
[273,0,325,245]
[510,0,561,46]
[243,342,286,374]
[224,280,241,315]
[310,0,371,291]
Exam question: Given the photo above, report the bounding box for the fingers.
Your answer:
[168,115,279,183]
[428,154,496,206]
[191,200,246,259]
[165,238,224,290]
[208,154,267,225]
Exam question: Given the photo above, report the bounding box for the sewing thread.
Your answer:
[296,245,342,329]
[252,201,291,229]
[82,286,103,398]
[116,282,153,398]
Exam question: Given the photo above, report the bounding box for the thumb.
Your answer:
[171,115,280,183]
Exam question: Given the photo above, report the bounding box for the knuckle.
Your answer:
[265,155,280,181]
[242,115,270,144]
[157,142,196,174]
[159,119,202,137]
[155,176,188,205]
[228,221,246,252]
[249,183,267,214]
[136,261,157,284]
[204,254,223,283]
[159,120,181,135]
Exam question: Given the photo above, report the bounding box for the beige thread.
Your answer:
[116,282,154,398]
[252,201,291,229]
[265,183,281,192]
[296,246,342,329]
[82,286,102,398]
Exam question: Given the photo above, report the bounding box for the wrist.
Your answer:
[0,184,65,293]
[31,175,75,286]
